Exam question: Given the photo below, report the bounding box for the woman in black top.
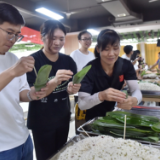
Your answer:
[78,29,142,121]
[27,20,81,160]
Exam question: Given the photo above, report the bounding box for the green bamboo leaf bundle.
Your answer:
[90,111,160,142]
[34,65,52,91]
[73,65,92,84]
[121,90,128,99]
[152,123,160,132]
[107,111,159,127]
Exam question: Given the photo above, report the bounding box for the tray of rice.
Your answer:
[50,135,160,160]
[138,81,160,91]
[49,134,86,160]
[138,81,160,97]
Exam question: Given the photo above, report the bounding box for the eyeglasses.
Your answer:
[81,38,92,41]
[0,27,24,42]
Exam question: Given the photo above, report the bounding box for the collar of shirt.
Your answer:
[95,57,119,78]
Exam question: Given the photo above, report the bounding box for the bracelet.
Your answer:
[27,91,33,101]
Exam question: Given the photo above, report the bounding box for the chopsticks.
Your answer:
[34,66,38,77]
[123,115,127,140]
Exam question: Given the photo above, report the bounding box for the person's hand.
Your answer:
[29,83,49,100]
[12,56,35,77]
[117,96,138,110]
[136,57,140,61]
[140,68,145,72]
[98,88,126,103]
[54,70,73,85]
[67,82,81,94]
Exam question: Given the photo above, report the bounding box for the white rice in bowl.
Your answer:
[58,136,160,160]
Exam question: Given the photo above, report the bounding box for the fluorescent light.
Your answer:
[117,13,126,17]
[87,29,99,35]
[135,28,140,31]
[35,7,64,20]
[101,0,113,2]
[149,0,158,3]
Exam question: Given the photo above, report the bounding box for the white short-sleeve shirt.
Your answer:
[0,52,30,151]
[70,49,95,72]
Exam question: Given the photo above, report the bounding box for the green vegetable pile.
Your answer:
[73,65,92,84]
[91,111,160,142]
[34,65,52,91]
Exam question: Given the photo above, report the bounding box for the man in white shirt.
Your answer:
[70,30,95,134]
[70,30,95,104]
[121,45,133,61]
[122,45,139,66]
[70,30,95,72]
[0,3,49,160]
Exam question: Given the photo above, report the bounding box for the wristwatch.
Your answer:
[27,91,33,101]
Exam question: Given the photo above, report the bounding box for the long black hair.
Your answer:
[94,29,120,58]
[40,20,66,50]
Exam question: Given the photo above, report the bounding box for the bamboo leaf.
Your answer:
[34,65,52,91]
[73,65,92,84]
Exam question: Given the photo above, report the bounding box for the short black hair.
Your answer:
[124,45,133,55]
[78,30,92,40]
[158,52,160,55]
[94,29,120,58]
[136,50,140,54]
[0,3,24,25]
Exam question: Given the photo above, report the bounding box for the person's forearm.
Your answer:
[132,60,137,65]
[150,64,157,70]
[0,67,15,91]
[20,90,30,102]
[78,92,103,110]
[46,79,58,96]
[20,79,59,102]
[126,80,142,104]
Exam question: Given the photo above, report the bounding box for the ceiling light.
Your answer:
[117,13,126,17]
[87,29,99,35]
[35,7,64,20]
[101,0,112,2]
[135,28,140,31]
[149,0,158,3]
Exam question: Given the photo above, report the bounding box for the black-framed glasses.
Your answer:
[81,38,92,41]
[0,27,24,42]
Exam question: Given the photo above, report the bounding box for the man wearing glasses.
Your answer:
[0,3,48,160]
[70,30,95,133]
[70,30,95,72]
